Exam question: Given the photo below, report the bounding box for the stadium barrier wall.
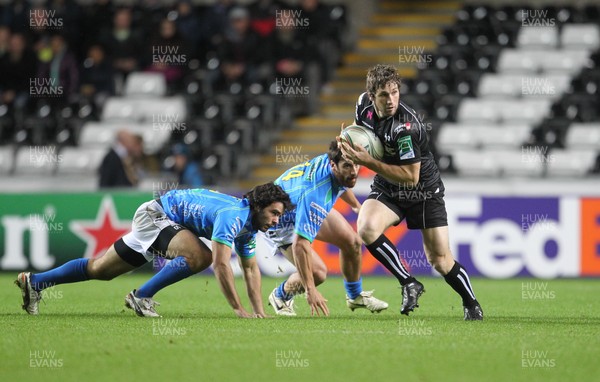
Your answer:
[0,192,598,278]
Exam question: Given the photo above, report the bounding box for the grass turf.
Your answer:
[1,273,599,382]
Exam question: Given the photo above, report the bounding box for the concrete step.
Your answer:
[358,39,436,51]
[370,13,455,25]
[359,26,440,39]
[378,1,462,13]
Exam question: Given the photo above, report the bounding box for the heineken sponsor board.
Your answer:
[0,193,599,278]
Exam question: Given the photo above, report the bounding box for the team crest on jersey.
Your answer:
[398,135,415,160]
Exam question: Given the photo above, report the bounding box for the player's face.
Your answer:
[371,81,400,118]
[253,202,285,232]
[332,159,359,188]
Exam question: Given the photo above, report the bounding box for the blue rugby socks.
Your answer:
[274,280,296,301]
[344,278,363,299]
[136,256,194,298]
[30,258,90,292]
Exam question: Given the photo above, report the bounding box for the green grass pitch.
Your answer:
[1,273,599,382]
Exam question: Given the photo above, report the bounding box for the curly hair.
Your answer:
[366,64,402,96]
[244,182,293,213]
[327,140,343,164]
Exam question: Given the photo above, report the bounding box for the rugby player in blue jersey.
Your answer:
[265,141,388,317]
[16,183,292,318]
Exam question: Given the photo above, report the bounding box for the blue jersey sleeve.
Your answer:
[210,210,242,248]
[234,233,256,258]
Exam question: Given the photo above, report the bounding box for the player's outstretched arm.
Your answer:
[239,256,268,318]
[211,241,252,318]
[292,236,329,317]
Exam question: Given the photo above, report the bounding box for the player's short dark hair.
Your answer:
[244,182,293,213]
[327,140,343,164]
[366,64,402,96]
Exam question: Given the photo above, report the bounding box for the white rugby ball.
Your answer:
[340,124,384,160]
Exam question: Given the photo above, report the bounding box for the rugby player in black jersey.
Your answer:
[339,64,483,320]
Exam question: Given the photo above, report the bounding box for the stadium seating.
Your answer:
[56,147,107,175]
[431,4,600,178]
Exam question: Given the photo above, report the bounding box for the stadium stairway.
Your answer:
[239,0,462,188]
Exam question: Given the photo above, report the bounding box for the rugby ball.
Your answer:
[340,124,384,160]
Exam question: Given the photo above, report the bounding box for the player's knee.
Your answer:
[314,265,328,285]
[340,233,362,257]
[183,252,211,273]
[87,259,114,280]
[357,224,380,245]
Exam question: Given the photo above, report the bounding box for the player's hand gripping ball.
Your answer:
[340,124,384,161]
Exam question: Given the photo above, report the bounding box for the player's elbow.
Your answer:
[212,260,230,274]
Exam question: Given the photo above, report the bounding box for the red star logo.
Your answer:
[70,197,131,259]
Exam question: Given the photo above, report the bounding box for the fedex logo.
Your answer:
[446,197,580,278]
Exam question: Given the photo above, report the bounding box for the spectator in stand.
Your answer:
[99,8,144,91]
[0,0,30,34]
[0,26,10,61]
[80,44,115,108]
[212,7,266,91]
[171,143,203,188]
[99,130,144,189]
[0,33,37,110]
[270,9,320,115]
[81,0,114,45]
[36,33,79,104]
[247,0,286,39]
[199,0,235,53]
[297,0,338,92]
[47,0,83,58]
[173,0,201,60]
[145,18,188,92]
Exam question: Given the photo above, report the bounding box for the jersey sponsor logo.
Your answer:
[398,135,415,160]
[309,202,328,217]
